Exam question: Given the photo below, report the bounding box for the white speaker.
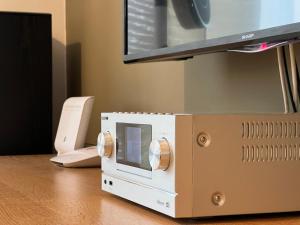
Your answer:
[50,96,100,167]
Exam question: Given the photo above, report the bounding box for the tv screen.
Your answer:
[124,0,300,63]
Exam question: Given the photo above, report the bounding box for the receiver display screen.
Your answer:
[116,123,152,171]
[125,127,142,164]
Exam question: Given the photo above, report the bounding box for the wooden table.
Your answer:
[0,155,300,225]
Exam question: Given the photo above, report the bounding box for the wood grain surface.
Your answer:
[0,155,300,225]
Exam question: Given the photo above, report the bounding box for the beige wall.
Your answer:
[66,0,185,145]
[0,0,67,138]
[185,45,300,114]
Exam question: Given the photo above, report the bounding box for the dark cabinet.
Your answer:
[0,12,52,155]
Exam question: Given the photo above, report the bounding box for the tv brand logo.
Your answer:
[242,33,255,40]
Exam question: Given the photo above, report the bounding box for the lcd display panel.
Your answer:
[125,127,142,164]
[116,123,152,171]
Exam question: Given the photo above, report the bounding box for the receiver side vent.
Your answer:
[242,144,300,163]
[242,121,299,140]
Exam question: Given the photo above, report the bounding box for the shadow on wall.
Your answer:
[184,44,300,114]
[52,39,68,145]
[51,41,83,149]
[67,43,82,97]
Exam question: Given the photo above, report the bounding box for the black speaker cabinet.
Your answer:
[0,12,52,155]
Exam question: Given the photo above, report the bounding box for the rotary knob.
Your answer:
[149,138,171,171]
[97,132,113,158]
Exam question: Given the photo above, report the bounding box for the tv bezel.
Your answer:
[123,0,300,63]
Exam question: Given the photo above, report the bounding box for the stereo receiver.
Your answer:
[98,112,300,218]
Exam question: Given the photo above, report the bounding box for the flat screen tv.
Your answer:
[124,0,300,63]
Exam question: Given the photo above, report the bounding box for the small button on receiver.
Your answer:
[109,181,113,186]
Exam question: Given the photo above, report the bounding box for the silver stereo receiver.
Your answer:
[97,112,300,218]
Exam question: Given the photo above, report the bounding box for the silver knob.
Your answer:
[97,132,113,158]
[149,138,171,171]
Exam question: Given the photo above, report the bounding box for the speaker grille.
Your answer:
[242,144,300,163]
[242,121,300,139]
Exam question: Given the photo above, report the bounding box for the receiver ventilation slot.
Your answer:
[242,121,299,139]
[242,144,300,163]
